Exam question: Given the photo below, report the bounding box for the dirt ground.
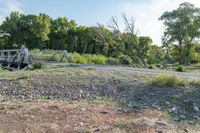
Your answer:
[0,99,195,133]
[0,66,199,132]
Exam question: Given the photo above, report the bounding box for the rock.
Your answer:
[184,128,189,132]
[100,110,109,114]
[155,121,168,126]
[134,118,154,127]
[193,105,199,112]
[179,115,186,119]
[193,115,200,120]
[93,128,100,132]
[171,106,177,113]
[0,106,5,110]
[157,131,163,133]
[79,122,84,126]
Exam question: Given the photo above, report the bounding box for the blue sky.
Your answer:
[0,0,200,44]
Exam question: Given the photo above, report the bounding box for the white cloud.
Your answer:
[117,0,200,44]
[0,0,24,23]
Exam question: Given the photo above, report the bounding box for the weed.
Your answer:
[150,74,185,87]
[176,66,184,72]
[106,57,120,65]
[148,65,155,69]
[32,62,43,69]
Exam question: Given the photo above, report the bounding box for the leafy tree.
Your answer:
[147,45,164,64]
[48,17,75,50]
[160,2,200,65]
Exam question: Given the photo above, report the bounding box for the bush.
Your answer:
[70,53,107,65]
[106,57,120,65]
[148,65,155,69]
[176,66,184,72]
[119,55,132,65]
[32,62,43,69]
[70,52,88,64]
[132,64,141,68]
[87,54,106,65]
[150,74,185,87]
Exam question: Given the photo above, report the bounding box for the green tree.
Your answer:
[147,45,164,64]
[160,2,200,65]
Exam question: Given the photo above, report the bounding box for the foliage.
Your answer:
[106,57,120,65]
[69,53,107,65]
[0,2,200,67]
[119,55,132,65]
[150,74,185,87]
[148,65,155,69]
[176,66,184,72]
[32,62,44,69]
[160,2,200,65]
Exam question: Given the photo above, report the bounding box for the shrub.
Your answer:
[119,55,132,65]
[0,68,8,73]
[132,64,141,68]
[70,53,107,65]
[150,74,185,87]
[176,66,184,72]
[87,54,106,65]
[148,65,155,69]
[106,57,120,65]
[70,52,88,64]
[32,62,43,69]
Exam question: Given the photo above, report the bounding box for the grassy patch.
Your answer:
[0,75,28,81]
[0,68,8,73]
[175,66,184,72]
[150,74,185,87]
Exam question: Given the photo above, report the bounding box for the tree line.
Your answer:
[0,2,200,66]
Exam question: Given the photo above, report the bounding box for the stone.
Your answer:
[179,115,186,119]
[193,105,199,112]
[100,110,109,114]
[171,106,177,113]
[155,121,168,126]
[184,128,189,132]
[93,128,100,132]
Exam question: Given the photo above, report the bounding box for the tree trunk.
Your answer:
[178,40,183,65]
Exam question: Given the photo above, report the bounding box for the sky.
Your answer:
[0,0,200,44]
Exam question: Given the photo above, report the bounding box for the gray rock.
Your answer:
[171,106,177,113]
[184,128,189,132]
[155,121,168,126]
[193,105,199,112]
[180,115,186,119]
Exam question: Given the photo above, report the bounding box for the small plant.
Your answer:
[132,64,141,68]
[32,62,43,69]
[150,74,185,87]
[148,65,155,69]
[106,57,120,65]
[119,55,132,65]
[176,66,184,72]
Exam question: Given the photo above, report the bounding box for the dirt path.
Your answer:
[48,63,200,79]
[96,66,200,79]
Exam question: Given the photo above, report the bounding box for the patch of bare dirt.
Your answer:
[0,100,189,133]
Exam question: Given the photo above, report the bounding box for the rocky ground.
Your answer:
[0,66,199,132]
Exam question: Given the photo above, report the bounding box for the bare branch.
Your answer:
[108,16,120,32]
[122,14,139,36]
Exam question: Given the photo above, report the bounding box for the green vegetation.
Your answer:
[148,65,155,69]
[150,74,200,87]
[175,66,184,72]
[32,62,44,70]
[150,74,185,87]
[0,2,199,68]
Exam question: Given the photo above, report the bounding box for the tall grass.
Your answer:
[150,74,185,87]
[30,49,119,65]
